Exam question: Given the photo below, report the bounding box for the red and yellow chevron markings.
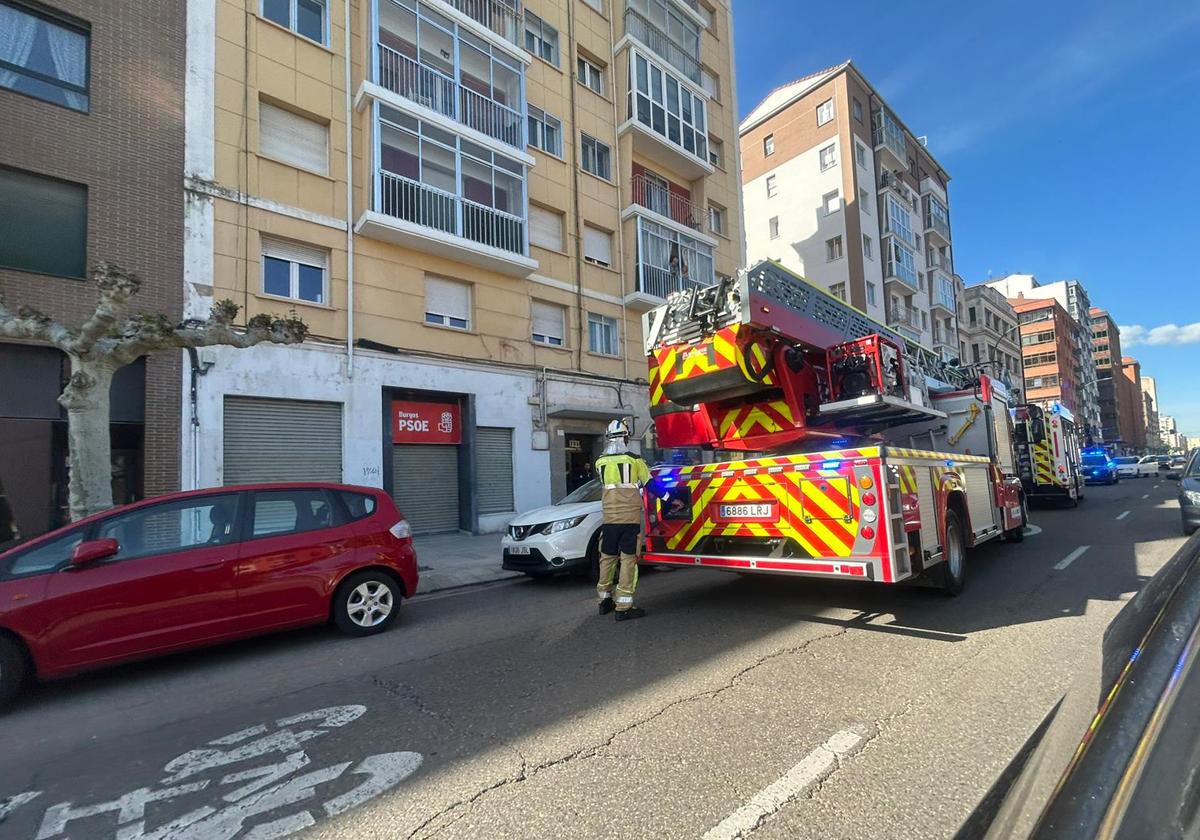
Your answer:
[714,400,796,441]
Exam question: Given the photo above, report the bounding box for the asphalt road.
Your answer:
[0,476,1189,840]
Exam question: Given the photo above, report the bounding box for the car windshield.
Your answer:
[1190,455,1200,477]
[1114,457,1138,465]
[559,479,602,504]
[1082,454,1109,466]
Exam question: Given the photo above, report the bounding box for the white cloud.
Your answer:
[1119,323,1200,347]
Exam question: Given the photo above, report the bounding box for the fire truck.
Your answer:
[1011,402,1085,506]
[640,260,1026,594]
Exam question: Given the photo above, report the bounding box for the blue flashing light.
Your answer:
[830,438,848,447]
[1051,403,1062,414]
[822,460,840,471]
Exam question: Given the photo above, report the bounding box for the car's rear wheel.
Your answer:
[333,570,401,637]
[0,635,30,709]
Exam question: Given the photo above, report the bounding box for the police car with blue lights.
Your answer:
[1081,447,1119,485]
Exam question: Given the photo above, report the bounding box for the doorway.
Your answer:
[565,433,600,493]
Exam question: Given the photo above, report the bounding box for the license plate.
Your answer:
[509,545,531,555]
[718,503,774,520]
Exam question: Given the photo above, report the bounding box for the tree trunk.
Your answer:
[59,355,117,521]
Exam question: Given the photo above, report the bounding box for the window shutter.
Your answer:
[425,276,471,320]
[531,301,564,340]
[261,237,327,268]
[529,206,564,251]
[260,102,329,175]
[701,69,717,99]
[583,225,612,265]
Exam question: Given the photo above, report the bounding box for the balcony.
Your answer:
[919,175,947,204]
[621,48,713,179]
[630,173,702,230]
[443,0,523,46]
[924,197,951,245]
[889,305,920,331]
[884,240,919,292]
[872,109,906,169]
[879,169,917,209]
[930,271,955,314]
[624,6,701,84]
[625,215,714,310]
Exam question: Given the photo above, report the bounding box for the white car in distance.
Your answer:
[502,479,603,579]
[1112,456,1158,479]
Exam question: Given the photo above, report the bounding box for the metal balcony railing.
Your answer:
[872,110,906,163]
[624,7,701,84]
[379,170,526,255]
[637,264,706,300]
[631,174,701,230]
[378,44,523,148]
[925,205,951,242]
[889,305,920,330]
[446,0,523,46]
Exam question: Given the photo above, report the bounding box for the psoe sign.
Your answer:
[392,400,461,444]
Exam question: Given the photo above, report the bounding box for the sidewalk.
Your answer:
[411,531,523,595]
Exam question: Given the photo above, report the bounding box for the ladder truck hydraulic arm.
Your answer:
[640,260,1027,593]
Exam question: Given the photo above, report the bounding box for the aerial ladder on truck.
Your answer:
[640,260,1027,594]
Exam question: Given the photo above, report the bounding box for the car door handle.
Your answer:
[193,562,225,572]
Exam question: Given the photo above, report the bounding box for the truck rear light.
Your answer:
[862,492,877,506]
[861,526,875,540]
[861,509,877,524]
[389,519,412,540]
[858,476,874,490]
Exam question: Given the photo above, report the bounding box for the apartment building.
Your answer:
[986,273,1101,441]
[958,282,1021,391]
[1090,307,1124,446]
[1142,375,1161,451]
[1010,297,1086,424]
[1118,357,1147,452]
[737,62,958,359]
[182,0,742,534]
[0,0,185,544]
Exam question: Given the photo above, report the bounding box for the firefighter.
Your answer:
[595,418,650,621]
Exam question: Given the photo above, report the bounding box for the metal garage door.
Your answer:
[476,427,514,515]
[223,396,342,485]
[393,444,460,534]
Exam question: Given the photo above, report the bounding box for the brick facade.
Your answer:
[0,0,185,504]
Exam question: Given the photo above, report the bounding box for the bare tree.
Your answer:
[0,262,307,521]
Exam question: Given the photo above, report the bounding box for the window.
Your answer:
[0,1,89,111]
[708,203,725,236]
[855,142,866,168]
[816,98,834,126]
[581,133,611,180]
[921,311,928,329]
[908,156,918,177]
[1025,351,1058,366]
[96,495,242,562]
[577,56,604,95]
[627,48,708,162]
[768,216,780,239]
[886,239,918,286]
[260,101,328,175]
[588,312,619,356]
[825,236,843,261]
[262,0,325,42]
[527,105,563,157]
[3,527,84,578]
[524,11,559,65]
[700,67,719,100]
[261,237,327,304]
[764,134,775,156]
[819,144,836,170]
[531,300,566,346]
[968,306,977,325]
[862,234,873,260]
[972,344,981,363]
[886,194,915,246]
[859,187,871,212]
[1021,330,1055,347]
[823,190,840,215]
[529,204,564,251]
[708,136,724,168]
[852,97,863,123]
[0,165,86,277]
[581,0,603,12]
[829,282,847,301]
[583,223,613,266]
[866,282,877,306]
[251,489,335,538]
[338,491,376,520]
[425,275,471,329]
[766,174,777,198]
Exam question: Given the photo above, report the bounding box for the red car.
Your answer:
[0,483,418,706]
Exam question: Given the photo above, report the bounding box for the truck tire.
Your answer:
[936,509,967,596]
[1004,498,1027,543]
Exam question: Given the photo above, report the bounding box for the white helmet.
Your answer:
[605,418,631,440]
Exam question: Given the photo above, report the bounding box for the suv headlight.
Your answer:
[543,516,586,534]
[1183,490,1200,506]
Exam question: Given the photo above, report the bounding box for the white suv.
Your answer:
[502,480,603,579]
[1113,456,1158,479]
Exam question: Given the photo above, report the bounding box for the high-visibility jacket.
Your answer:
[594,452,651,524]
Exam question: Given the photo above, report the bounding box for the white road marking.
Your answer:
[703,728,868,840]
[1116,510,1131,521]
[1023,523,1043,537]
[1142,494,1150,500]
[1055,546,1090,570]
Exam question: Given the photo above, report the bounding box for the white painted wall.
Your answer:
[850,136,886,323]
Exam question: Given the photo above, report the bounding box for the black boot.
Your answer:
[598,597,615,615]
[615,607,646,621]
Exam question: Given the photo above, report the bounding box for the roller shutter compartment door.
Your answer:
[223,397,342,485]
[476,427,515,515]
[393,444,460,534]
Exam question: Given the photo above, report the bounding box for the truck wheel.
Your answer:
[1004,498,1027,543]
[0,635,30,709]
[936,509,967,596]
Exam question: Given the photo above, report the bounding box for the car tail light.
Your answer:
[389,519,412,540]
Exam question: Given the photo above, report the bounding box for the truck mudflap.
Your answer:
[644,448,904,583]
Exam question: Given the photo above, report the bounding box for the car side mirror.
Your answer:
[71,538,119,567]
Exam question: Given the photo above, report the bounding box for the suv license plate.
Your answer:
[509,545,531,555]
[719,503,773,520]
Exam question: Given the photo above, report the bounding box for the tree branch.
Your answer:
[110,300,308,365]
[70,262,141,354]
[0,294,76,348]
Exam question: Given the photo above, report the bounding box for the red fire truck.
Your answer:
[641,261,1026,594]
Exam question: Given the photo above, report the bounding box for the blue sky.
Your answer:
[733,0,1200,438]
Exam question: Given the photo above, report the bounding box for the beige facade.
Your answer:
[184,0,741,531]
[958,282,1022,392]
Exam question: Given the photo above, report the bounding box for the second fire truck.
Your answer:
[640,261,1026,594]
